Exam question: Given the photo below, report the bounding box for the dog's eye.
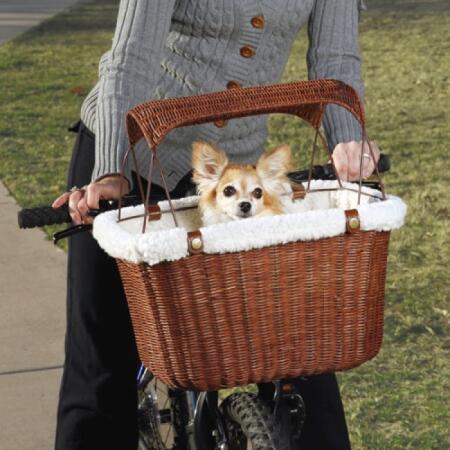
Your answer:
[253,188,263,199]
[223,186,236,197]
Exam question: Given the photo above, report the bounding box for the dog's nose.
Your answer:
[239,202,252,213]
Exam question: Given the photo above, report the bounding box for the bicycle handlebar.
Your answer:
[18,154,390,230]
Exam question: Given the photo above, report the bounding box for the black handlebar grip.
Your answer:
[18,196,142,229]
[18,205,71,229]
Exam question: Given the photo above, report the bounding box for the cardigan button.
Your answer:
[214,119,227,128]
[240,46,255,58]
[226,80,241,89]
[251,15,265,29]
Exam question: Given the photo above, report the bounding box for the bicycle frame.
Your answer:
[137,364,306,449]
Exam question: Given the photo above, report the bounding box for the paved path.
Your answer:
[0,0,81,44]
[0,1,82,448]
[0,181,66,450]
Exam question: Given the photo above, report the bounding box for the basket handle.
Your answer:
[125,79,365,150]
[119,79,381,233]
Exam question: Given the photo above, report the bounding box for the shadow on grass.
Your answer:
[13,0,118,43]
[367,0,450,14]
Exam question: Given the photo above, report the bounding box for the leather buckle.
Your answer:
[345,209,360,233]
[187,230,204,255]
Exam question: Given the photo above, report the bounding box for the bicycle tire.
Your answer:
[138,374,190,450]
[219,392,289,450]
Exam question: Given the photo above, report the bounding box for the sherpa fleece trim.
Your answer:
[93,180,407,265]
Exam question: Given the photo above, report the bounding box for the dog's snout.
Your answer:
[239,202,252,213]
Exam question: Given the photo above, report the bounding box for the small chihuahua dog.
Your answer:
[192,140,293,225]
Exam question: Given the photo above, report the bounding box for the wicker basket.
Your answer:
[93,80,406,391]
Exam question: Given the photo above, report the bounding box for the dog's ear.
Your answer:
[192,141,229,192]
[256,144,293,182]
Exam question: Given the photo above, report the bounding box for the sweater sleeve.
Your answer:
[92,0,176,187]
[307,0,365,152]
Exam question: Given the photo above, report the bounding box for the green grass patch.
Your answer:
[0,1,449,448]
[0,0,117,206]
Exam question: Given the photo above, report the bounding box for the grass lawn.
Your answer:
[0,0,448,448]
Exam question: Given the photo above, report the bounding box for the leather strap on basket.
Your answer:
[187,230,204,255]
[345,209,361,234]
[147,204,162,221]
[291,184,306,200]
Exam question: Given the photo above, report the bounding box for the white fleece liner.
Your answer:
[93,180,407,265]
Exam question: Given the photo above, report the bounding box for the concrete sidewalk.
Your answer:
[0,1,82,448]
[0,0,81,44]
[0,181,66,449]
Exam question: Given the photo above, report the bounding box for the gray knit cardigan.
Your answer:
[81,0,365,190]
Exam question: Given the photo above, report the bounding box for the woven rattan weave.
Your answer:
[117,231,389,390]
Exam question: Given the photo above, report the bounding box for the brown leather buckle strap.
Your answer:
[345,209,360,234]
[187,230,204,255]
[291,183,306,200]
[147,205,162,221]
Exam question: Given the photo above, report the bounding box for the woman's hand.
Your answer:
[52,175,130,225]
[332,141,380,181]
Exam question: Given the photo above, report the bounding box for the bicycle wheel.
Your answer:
[138,373,190,450]
[219,392,288,450]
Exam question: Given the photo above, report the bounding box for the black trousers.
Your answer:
[55,121,351,450]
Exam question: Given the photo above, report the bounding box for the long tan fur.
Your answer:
[192,141,293,225]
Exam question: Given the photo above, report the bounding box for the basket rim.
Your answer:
[93,180,406,266]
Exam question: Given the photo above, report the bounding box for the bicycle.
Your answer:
[18,156,390,449]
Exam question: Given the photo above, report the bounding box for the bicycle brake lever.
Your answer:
[87,199,119,217]
[87,195,142,217]
[53,224,92,244]
[52,196,142,243]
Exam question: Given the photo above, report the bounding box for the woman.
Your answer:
[53,1,378,449]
